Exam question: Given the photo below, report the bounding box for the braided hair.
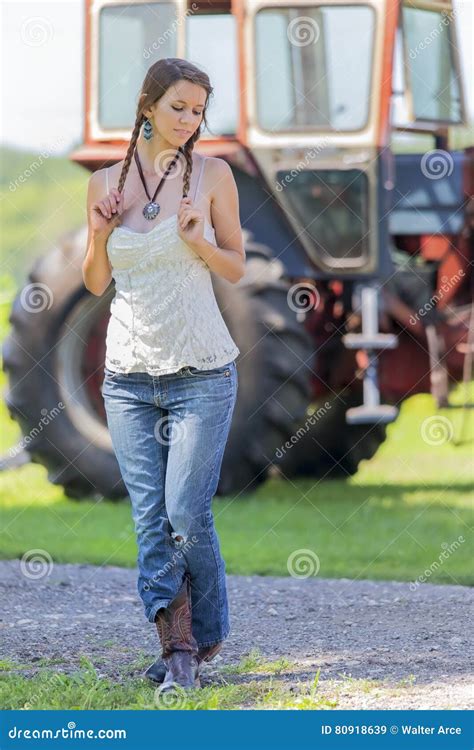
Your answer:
[116,58,213,198]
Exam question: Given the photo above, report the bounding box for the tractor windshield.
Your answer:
[255,5,375,132]
[98,3,177,129]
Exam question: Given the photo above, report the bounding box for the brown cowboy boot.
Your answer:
[154,573,200,692]
[145,641,223,684]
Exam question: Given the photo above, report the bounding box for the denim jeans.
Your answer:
[101,360,238,648]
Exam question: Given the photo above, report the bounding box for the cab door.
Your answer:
[233,0,464,278]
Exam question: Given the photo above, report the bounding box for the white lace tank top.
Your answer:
[104,157,240,375]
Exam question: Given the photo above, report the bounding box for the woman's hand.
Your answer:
[89,187,124,237]
[177,197,205,249]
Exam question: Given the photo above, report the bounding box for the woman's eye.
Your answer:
[172,106,202,116]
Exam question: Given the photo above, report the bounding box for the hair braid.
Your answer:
[117,113,145,194]
[181,131,200,198]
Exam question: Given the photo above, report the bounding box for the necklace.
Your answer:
[134,148,182,221]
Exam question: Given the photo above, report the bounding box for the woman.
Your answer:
[83,58,245,693]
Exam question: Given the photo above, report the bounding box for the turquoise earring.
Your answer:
[143,118,153,141]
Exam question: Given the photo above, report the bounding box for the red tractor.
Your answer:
[3,0,472,498]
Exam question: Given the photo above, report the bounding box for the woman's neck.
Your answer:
[135,136,180,176]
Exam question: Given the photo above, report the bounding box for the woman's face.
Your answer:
[145,79,207,146]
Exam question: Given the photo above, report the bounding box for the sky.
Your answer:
[1,0,473,155]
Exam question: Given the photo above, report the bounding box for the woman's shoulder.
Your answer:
[89,161,125,196]
[200,155,233,193]
[106,160,126,186]
[201,155,230,173]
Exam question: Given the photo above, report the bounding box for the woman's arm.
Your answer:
[82,170,122,296]
[186,159,245,284]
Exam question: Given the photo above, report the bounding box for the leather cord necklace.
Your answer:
[134,147,183,221]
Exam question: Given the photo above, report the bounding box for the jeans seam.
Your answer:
[200,391,234,632]
[156,429,182,592]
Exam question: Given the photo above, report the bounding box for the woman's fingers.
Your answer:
[111,189,122,208]
[97,200,110,218]
[107,189,122,215]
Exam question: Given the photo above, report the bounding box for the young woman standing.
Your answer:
[83,58,245,693]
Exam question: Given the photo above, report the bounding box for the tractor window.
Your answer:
[255,5,375,132]
[98,3,177,129]
[186,14,238,135]
[276,168,370,268]
[401,7,463,124]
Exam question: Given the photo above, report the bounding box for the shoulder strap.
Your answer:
[191,157,206,201]
[105,167,109,194]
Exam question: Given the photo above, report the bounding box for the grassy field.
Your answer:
[0,294,472,586]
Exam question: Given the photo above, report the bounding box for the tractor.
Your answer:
[2,0,472,499]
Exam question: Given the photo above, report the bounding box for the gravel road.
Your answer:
[1,560,472,709]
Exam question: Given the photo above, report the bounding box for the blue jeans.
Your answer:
[101,360,238,648]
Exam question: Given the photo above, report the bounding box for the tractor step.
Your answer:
[343,283,399,426]
[346,404,399,425]
[342,333,398,350]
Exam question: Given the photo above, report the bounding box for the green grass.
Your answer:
[0,652,339,710]
[0,648,430,710]
[0,146,87,289]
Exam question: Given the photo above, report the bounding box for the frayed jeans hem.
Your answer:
[197,623,231,649]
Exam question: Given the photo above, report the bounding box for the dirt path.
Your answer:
[1,560,472,709]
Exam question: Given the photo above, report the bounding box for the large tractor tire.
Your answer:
[273,389,388,481]
[2,227,315,499]
[212,250,315,495]
[2,226,121,499]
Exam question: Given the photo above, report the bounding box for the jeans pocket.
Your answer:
[185,362,233,378]
[103,366,127,381]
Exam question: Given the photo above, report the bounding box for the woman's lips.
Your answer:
[175,129,191,135]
